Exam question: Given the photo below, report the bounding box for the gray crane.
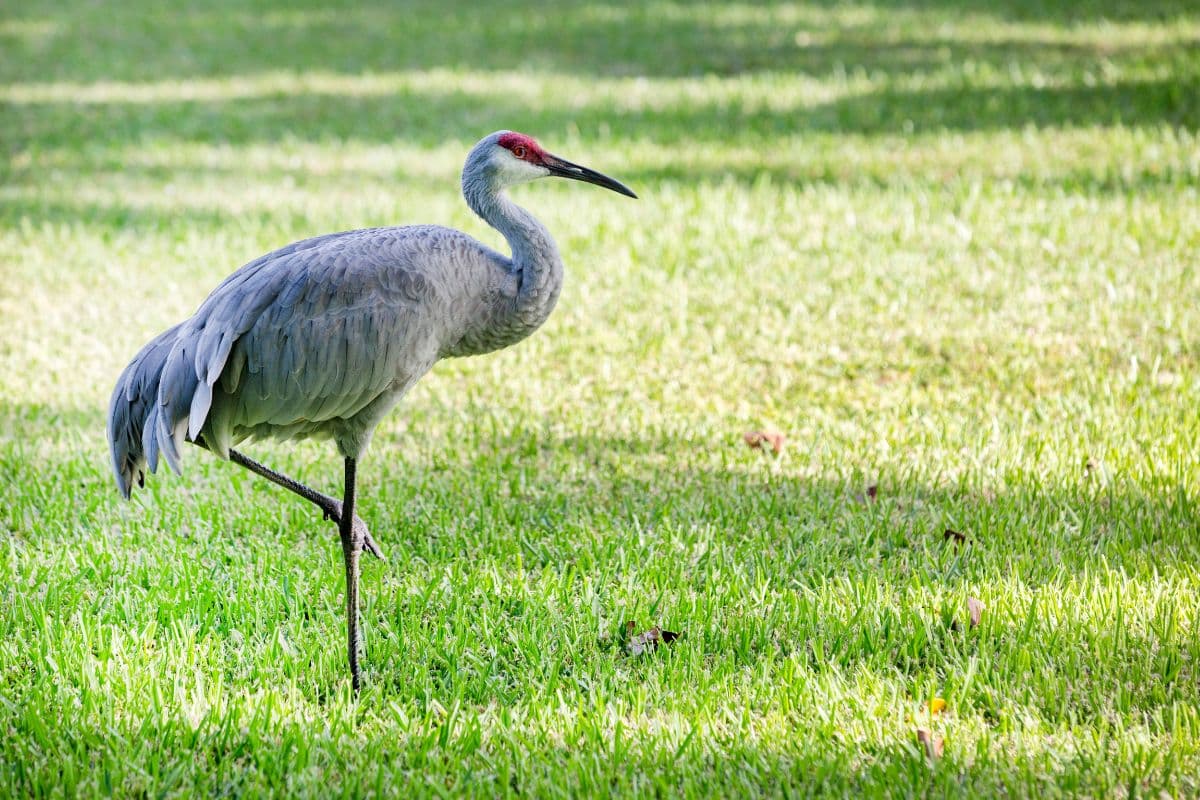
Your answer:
[106,131,636,691]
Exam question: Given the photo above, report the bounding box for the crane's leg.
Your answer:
[339,457,364,693]
[194,441,372,691]
[217,446,384,559]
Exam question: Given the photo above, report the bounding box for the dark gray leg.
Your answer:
[339,457,363,692]
[222,447,384,560]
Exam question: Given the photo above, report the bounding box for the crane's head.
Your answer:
[467,131,637,198]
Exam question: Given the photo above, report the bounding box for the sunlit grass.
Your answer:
[2,0,1200,796]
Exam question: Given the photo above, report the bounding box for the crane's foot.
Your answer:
[322,501,385,560]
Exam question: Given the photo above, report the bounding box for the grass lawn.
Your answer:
[2,0,1200,796]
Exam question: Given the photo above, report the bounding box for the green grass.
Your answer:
[2,0,1200,796]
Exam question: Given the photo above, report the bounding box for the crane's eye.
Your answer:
[512,145,527,159]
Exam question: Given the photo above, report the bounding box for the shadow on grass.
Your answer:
[5,74,1198,159]
[3,0,1197,84]
[836,0,1198,23]
[366,429,1192,575]
[626,160,1200,194]
[6,395,1189,591]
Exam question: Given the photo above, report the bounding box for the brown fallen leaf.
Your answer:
[917,728,944,760]
[967,597,984,628]
[624,623,682,656]
[943,528,967,546]
[744,430,785,455]
[854,483,880,505]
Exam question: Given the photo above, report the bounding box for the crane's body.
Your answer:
[106,131,635,690]
[110,222,556,492]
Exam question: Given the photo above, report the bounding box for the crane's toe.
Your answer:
[355,517,385,560]
[322,500,386,560]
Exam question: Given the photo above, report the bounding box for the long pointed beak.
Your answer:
[544,154,637,198]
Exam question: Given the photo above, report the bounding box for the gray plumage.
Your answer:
[105,131,635,690]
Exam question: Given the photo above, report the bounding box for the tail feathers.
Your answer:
[106,324,183,498]
[108,314,249,498]
[108,252,293,497]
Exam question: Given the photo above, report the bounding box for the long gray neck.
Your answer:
[463,175,564,334]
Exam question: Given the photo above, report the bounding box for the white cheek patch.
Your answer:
[492,149,550,185]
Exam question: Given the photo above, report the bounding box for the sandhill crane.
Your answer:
[107,131,636,691]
